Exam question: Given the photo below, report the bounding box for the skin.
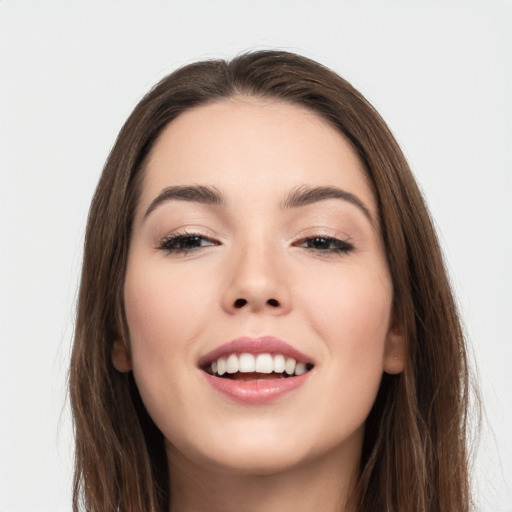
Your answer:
[113,97,405,512]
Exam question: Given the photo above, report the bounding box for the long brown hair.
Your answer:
[70,50,472,511]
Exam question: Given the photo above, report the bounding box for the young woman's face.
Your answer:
[116,98,404,476]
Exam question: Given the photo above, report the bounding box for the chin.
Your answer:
[186,445,314,477]
[165,419,364,478]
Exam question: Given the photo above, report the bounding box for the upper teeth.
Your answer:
[210,353,308,377]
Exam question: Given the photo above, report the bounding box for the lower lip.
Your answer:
[201,371,312,405]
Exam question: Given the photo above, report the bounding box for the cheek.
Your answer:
[122,260,221,440]
[123,261,216,368]
[298,264,392,367]
[295,268,392,438]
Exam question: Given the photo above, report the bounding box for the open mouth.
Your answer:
[202,353,315,380]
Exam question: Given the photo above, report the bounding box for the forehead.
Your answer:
[140,97,376,215]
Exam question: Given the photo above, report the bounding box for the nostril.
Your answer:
[234,298,247,308]
[267,298,279,307]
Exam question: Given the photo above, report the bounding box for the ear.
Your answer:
[112,339,133,372]
[383,317,406,375]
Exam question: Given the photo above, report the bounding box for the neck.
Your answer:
[166,437,361,512]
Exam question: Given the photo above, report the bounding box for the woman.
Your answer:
[69,50,472,511]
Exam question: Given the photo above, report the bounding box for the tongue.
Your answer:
[224,372,287,381]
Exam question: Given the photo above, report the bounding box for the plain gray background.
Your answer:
[1,1,511,511]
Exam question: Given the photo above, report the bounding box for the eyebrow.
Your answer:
[143,183,374,226]
[281,185,374,225]
[144,185,225,219]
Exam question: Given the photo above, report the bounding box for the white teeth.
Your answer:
[208,352,311,377]
[226,354,239,374]
[239,353,255,373]
[294,362,306,376]
[273,354,286,373]
[217,357,226,376]
[255,353,274,374]
[285,357,296,375]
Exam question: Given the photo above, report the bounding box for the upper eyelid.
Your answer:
[293,233,348,241]
[293,235,354,248]
[157,233,220,255]
[288,229,352,244]
[291,232,356,252]
[155,228,220,244]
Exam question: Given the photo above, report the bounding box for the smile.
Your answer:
[198,336,315,404]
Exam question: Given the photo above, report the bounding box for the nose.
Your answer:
[221,245,291,316]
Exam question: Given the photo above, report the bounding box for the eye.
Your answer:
[295,235,354,254]
[158,233,219,255]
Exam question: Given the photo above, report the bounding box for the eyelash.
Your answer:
[157,232,354,256]
[293,235,354,254]
[158,232,219,255]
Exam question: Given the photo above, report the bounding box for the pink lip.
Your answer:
[197,336,313,367]
[198,336,314,405]
[201,371,312,404]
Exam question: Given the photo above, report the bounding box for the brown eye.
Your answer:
[296,236,354,254]
[159,234,218,254]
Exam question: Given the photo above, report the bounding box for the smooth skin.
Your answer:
[113,97,405,512]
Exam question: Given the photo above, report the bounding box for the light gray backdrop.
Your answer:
[1,1,511,511]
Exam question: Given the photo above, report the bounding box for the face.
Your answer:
[114,98,404,476]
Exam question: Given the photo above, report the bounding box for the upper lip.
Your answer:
[197,336,314,368]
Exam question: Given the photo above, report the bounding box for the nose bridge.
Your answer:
[222,231,290,314]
